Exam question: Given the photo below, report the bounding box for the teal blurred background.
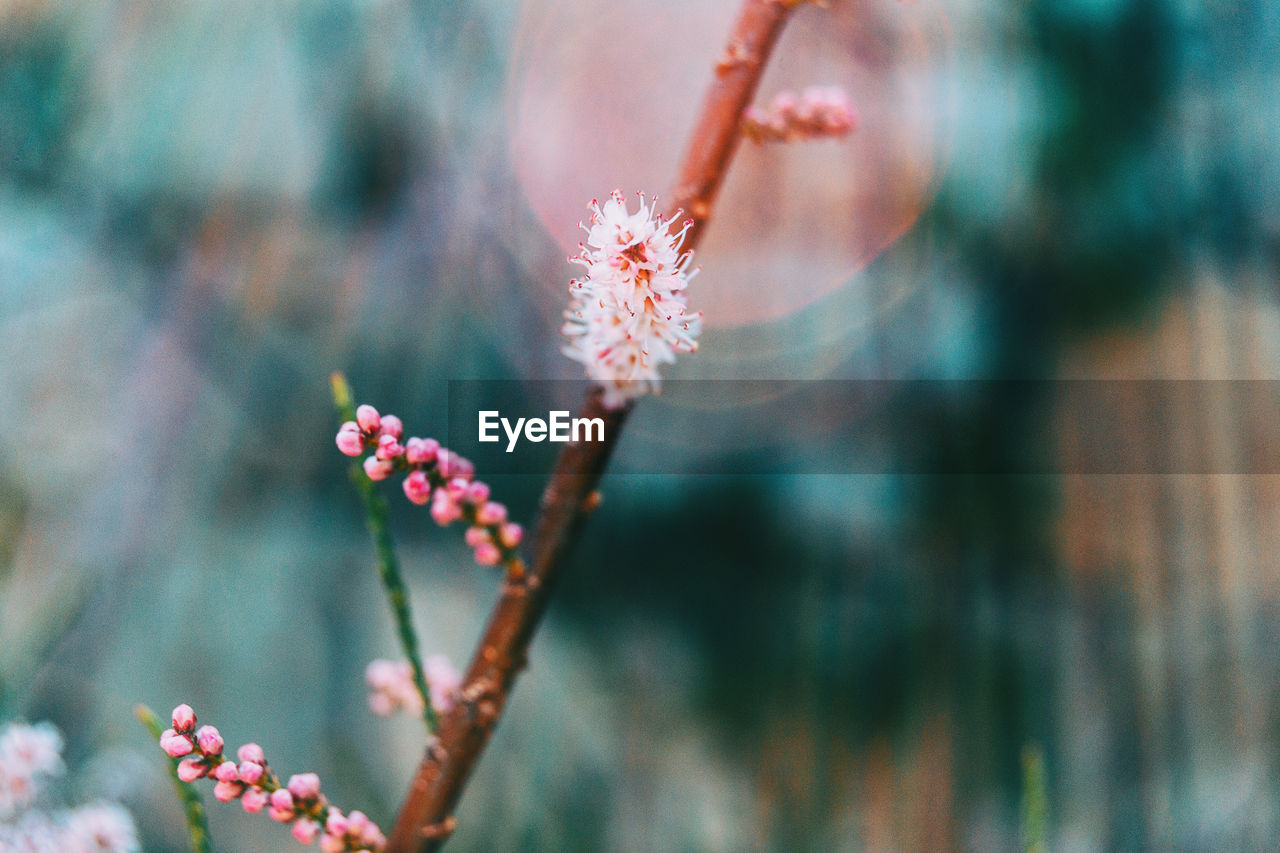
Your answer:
[3,0,1280,849]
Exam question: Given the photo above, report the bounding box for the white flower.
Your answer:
[2,811,62,852]
[0,722,65,818]
[562,190,702,408]
[60,802,139,853]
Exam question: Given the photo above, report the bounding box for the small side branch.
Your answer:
[136,705,215,853]
[669,0,797,230]
[332,373,438,733]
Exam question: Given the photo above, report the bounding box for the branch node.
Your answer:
[460,677,495,705]
[420,816,457,841]
[581,490,604,514]
[715,41,754,73]
[476,700,500,726]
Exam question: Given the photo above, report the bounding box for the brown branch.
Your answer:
[670,0,798,232]
[386,2,800,850]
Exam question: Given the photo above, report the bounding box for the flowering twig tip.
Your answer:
[562,191,703,406]
[742,85,857,144]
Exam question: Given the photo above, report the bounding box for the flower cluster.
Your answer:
[335,405,524,568]
[0,721,138,852]
[0,722,62,819]
[365,655,462,718]
[741,86,857,143]
[158,705,385,852]
[562,190,703,408]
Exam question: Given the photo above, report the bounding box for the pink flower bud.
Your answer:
[161,732,194,758]
[473,541,501,566]
[241,787,270,813]
[320,834,346,853]
[195,725,223,756]
[238,760,265,785]
[464,481,490,505]
[336,423,365,456]
[214,761,240,783]
[268,794,293,819]
[403,470,432,505]
[292,819,321,844]
[237,742,265,764]
[363,457,393,481]
[475,501,507,526]
[430,493,461,526]
[355,405,381,433]
[177,758,207,782]
[438,449,474,478]
[325,809,349,837]
[375,434,404,461]
[452,456,475,480]
[361,823,387,848]
[346,811,370,835]
[464,526,490,548]
[287,772,322,801]
[446,477,468,500]
[171,704,197,733]
[404,437,439,466]
[213,779,244,802]
[378,414,403,440]
[499,522,523,549]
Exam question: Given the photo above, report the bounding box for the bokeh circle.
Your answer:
[508,0,952,329]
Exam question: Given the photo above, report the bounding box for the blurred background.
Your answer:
[2,0,1280,849]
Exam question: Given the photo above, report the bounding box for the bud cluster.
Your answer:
[741,86,857,143]
[336,405,524,568]
[0,720,138,851]
[365,655,462,719]
[159,705,385,852]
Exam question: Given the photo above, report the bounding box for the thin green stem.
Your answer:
[331,372,438,733]
[135,704,214,853]
[1021,743,1049,853]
